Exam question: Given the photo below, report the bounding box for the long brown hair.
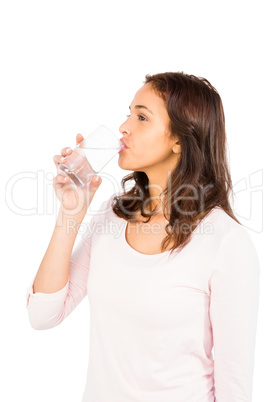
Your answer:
[112,71,240,255]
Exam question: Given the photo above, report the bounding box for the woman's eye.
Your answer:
[125,113,147,121]
[138,114,147,121]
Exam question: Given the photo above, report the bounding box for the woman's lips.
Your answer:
[119,138,128,153]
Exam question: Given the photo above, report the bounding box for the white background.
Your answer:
[1,0,267,400]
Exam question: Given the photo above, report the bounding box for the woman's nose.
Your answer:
[119,120,130,136]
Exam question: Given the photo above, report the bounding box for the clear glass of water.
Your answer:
[58,125,123,187]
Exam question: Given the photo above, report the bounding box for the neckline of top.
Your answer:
[119,206,222,259]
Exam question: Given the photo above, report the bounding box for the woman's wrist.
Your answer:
[56,205,87,233]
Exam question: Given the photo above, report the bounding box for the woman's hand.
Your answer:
[53,133,102,215]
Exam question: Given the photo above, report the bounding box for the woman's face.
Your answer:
[118,83,180,176]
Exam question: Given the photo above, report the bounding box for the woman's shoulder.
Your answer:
[207,206,243,234]
[209,208,260,283]
[207,206,258,256]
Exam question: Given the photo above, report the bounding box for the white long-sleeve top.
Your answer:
[26,194,260,401]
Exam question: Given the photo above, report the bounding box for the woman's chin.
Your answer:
[118,158,132,171]
[118,162,134,172]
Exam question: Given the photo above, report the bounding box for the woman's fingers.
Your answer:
[53,134,83,169]
[53,174,72,192]
[53,154,67,167]
[53,146,73,168]
[60,147,73,157]
[53,174,70,185]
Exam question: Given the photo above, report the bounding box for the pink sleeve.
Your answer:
[209,227,260,401]
[26,209,99,330]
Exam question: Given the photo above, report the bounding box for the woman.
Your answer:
[26,72,260,401]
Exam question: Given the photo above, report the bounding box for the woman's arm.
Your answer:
[209,227,260,401]
[26,133,104,329]
[31,134,102,295]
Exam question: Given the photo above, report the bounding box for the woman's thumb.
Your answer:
[76,133,84,145]
[91,175,102,187]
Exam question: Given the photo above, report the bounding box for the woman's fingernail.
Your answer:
[60,157,66,162]
[66,148,72,153]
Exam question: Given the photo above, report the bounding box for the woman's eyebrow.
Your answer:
[129,105,154,115]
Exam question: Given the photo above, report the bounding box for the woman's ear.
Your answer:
[172,141,181,154]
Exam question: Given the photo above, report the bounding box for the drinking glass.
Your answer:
[58,125,123,187]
